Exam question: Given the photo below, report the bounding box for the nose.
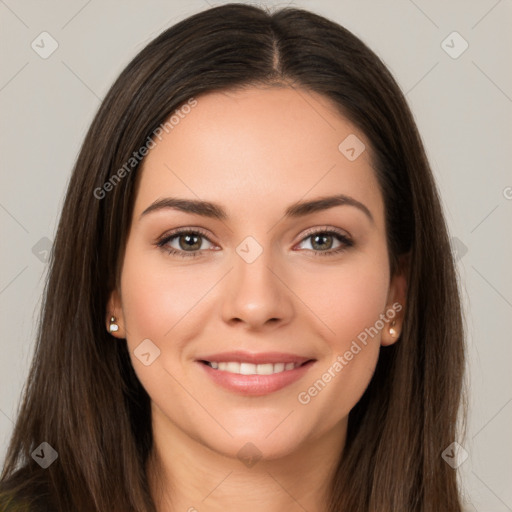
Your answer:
[220,245,294,330]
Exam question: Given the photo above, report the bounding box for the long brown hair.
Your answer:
[0,4,466,511]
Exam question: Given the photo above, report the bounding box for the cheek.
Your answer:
[119,242,214,345]
[336,268,389,345]
[117,244,210,413]
[295,254,391,353]
[293,254,390,414]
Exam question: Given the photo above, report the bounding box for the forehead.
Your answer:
[133,86,384,226]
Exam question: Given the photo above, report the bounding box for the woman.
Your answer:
[0,3,466,511]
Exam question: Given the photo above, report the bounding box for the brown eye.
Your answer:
[177,233,203,251]
[157,229,215,258]
[310,233,335,251]
[297,229,353,257]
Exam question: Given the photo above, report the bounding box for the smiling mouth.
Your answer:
[199,360,314,375]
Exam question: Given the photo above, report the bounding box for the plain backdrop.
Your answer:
[1,1,511,510]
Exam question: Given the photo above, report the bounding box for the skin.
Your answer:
[107,86,407,512]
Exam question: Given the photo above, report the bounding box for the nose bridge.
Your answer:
[221,236,293,327]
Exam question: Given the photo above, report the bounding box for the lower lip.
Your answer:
[196,360,315,396]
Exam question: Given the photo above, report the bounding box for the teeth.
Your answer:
[225,362,239,373]
[240,363,257,374]
[208,361,301,375]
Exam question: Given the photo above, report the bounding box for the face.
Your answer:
[108,86,407,461]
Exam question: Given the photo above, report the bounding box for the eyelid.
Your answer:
[156,226,216,245]
[297,225,352,243]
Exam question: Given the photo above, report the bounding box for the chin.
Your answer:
[203,430,307,465]
[194,409,326,464]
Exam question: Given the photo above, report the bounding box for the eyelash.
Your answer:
[155,227,354,259]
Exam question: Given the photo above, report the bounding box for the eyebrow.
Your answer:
[139,194,374,224]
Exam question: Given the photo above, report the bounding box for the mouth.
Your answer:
[195,352,316,396]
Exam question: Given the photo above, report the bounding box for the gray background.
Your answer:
[1,0,511,509]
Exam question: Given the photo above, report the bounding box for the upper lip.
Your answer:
[196,351,314,365]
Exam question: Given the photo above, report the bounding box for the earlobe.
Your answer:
[381,318,401,347]
[106,289,125,338]
[108,316,120,333]
[388,319,398,338]
[381,255,409,347]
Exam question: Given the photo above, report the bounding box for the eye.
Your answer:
[296,228,353,257]
[156,226,354,259]
[156,228,216,258]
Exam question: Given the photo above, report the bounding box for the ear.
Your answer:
[381,253,409,347]
[106,288,126,338]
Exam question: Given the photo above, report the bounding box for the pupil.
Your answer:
[181,234,200,250]
[313,234,332,250]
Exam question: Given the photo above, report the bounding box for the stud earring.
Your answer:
[389,320,397,337]
[108,316,119,333]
